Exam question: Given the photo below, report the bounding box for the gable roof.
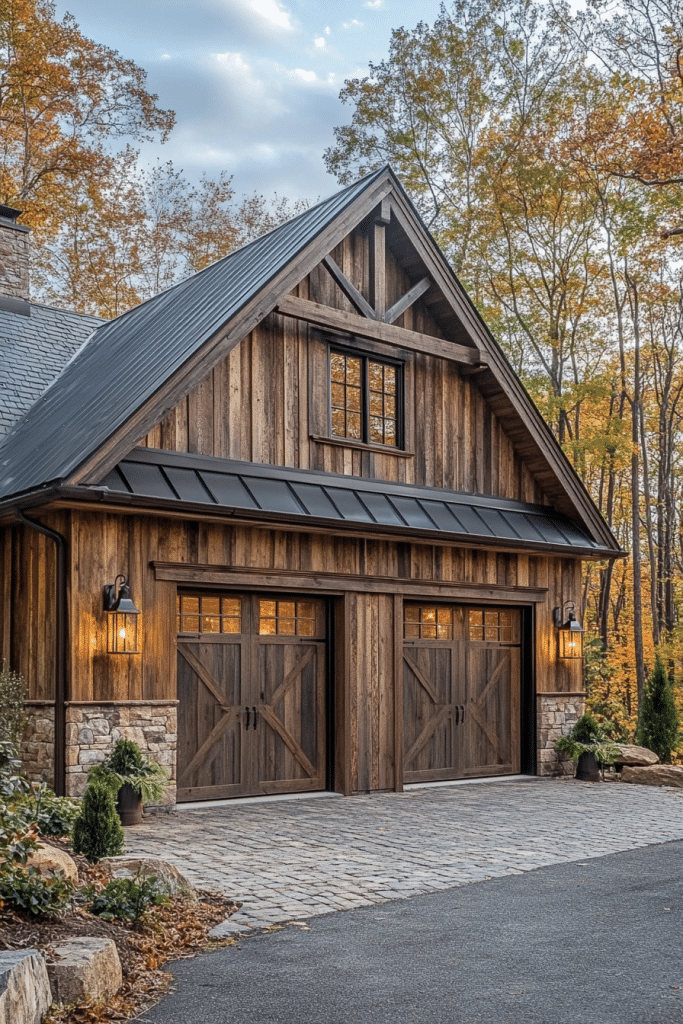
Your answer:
[0,166,393,501]
[0,166,622,556]
[0,302,102,440]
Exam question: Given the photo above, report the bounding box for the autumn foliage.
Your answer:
[326,0,683,750]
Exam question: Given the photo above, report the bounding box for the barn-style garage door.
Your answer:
[403,604,521,782]
[176,593,327,801]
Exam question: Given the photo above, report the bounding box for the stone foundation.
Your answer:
[537,692,585,776]
[64,702,178,804]
[20,704,55,788]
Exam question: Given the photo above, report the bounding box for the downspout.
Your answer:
[15,510,67,796]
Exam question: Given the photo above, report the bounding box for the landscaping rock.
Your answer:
[47,937,122,1005]
[99,855,196,898]
[620,764,683,788]
[613,744,659,768]
[0,949,51,1024]
[25,843,78,884]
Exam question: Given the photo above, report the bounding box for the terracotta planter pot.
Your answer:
[575,751,601,782]
[116,784,143,826]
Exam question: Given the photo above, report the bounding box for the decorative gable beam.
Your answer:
[276,294,484,366]
[322,255,379,320]
[384,276,431,325]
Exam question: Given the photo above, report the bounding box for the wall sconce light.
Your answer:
[103,575,140,654]
[553,602,584,660]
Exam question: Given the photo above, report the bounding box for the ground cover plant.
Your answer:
[0,736,241,1021]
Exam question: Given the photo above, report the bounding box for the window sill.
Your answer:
[310,434,414,458]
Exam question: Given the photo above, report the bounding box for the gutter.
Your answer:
[14,509,67,796]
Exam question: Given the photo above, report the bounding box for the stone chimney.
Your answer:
[0,204,30,313]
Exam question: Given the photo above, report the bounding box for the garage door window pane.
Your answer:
[404,605,452,640]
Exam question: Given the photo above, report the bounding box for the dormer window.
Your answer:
[330,349,402,447]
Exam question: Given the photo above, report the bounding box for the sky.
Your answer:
[55,0,446,205]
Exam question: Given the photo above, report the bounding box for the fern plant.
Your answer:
[555,712,622,766]
[88,738,167,803]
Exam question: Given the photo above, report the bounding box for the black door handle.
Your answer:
[244,706,250,729]
[252,706,258,729]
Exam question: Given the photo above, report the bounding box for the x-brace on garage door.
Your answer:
[176,593,327,801]
[403,604,521,782]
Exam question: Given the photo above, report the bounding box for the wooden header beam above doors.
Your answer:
[276,294,486,367]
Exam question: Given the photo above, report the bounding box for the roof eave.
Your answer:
[22,483,624,560]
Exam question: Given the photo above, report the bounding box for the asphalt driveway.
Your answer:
[139,839,683,1024]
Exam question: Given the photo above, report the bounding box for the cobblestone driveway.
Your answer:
[124,778,683,934]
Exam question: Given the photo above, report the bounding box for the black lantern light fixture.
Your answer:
[103,575,140,654]
[553,602,584,660]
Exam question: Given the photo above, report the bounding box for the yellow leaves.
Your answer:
[0,0,174,224]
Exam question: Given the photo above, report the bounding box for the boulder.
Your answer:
[0,949,51,1024]
[99,855,196,899]
[25,844,78,884]
[613,744,659,768]
[47,937,122,1005]
[620,764,683,788]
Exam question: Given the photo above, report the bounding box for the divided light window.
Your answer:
[330,350,400,447]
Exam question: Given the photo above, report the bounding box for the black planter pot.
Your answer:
[116,783,143,825]
[575,751,601,782]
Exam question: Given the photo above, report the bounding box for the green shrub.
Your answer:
[83,874,169,922]
[0,740,29,800]
[636,655,680,763]
[20,784,80,838]
[88,738,167,804]
[0,864,73,916]
[72,782,125,863]
[555,712,622,765]
[0,664,28,746]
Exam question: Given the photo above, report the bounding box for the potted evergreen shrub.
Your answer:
[88,738,167,825]
[555,712,622,781]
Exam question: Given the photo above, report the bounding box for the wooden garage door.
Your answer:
[177,593,327,801]
[403,604,521,783]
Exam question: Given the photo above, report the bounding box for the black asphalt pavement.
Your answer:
[140,841,683,1024]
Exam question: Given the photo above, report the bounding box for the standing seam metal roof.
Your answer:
[0,167,390,501]
[97,447,603,553]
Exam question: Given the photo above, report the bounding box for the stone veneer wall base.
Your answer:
[65,702,178,803]
[537,692,586,777]
[21,704,55,789]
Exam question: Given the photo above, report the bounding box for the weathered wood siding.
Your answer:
[0,519,62,700]
[27,509,578,793]
[140,226,547,504]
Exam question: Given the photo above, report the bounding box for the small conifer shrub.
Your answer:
[635,656,679,764]
[72,781,125,863]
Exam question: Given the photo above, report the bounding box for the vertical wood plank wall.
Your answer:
[138,224,546,505]
[2,508,585,793]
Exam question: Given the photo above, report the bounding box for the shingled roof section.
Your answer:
[0,167,390,502]
[0,303,103,441]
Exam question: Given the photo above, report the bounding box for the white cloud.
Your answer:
[365,0,382,7]
[325,26,330,35]
[160,53,172,60]
[215,51,252,76]
[294,68,317,82]
[343,19,363,27]
[314,36,325,47]
[250,0,293,29]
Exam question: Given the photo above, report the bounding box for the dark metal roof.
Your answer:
[96,447,606,555]
[0,303,103,442]
[0,167,390,502]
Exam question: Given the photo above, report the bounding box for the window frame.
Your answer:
[327,343,405,450]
